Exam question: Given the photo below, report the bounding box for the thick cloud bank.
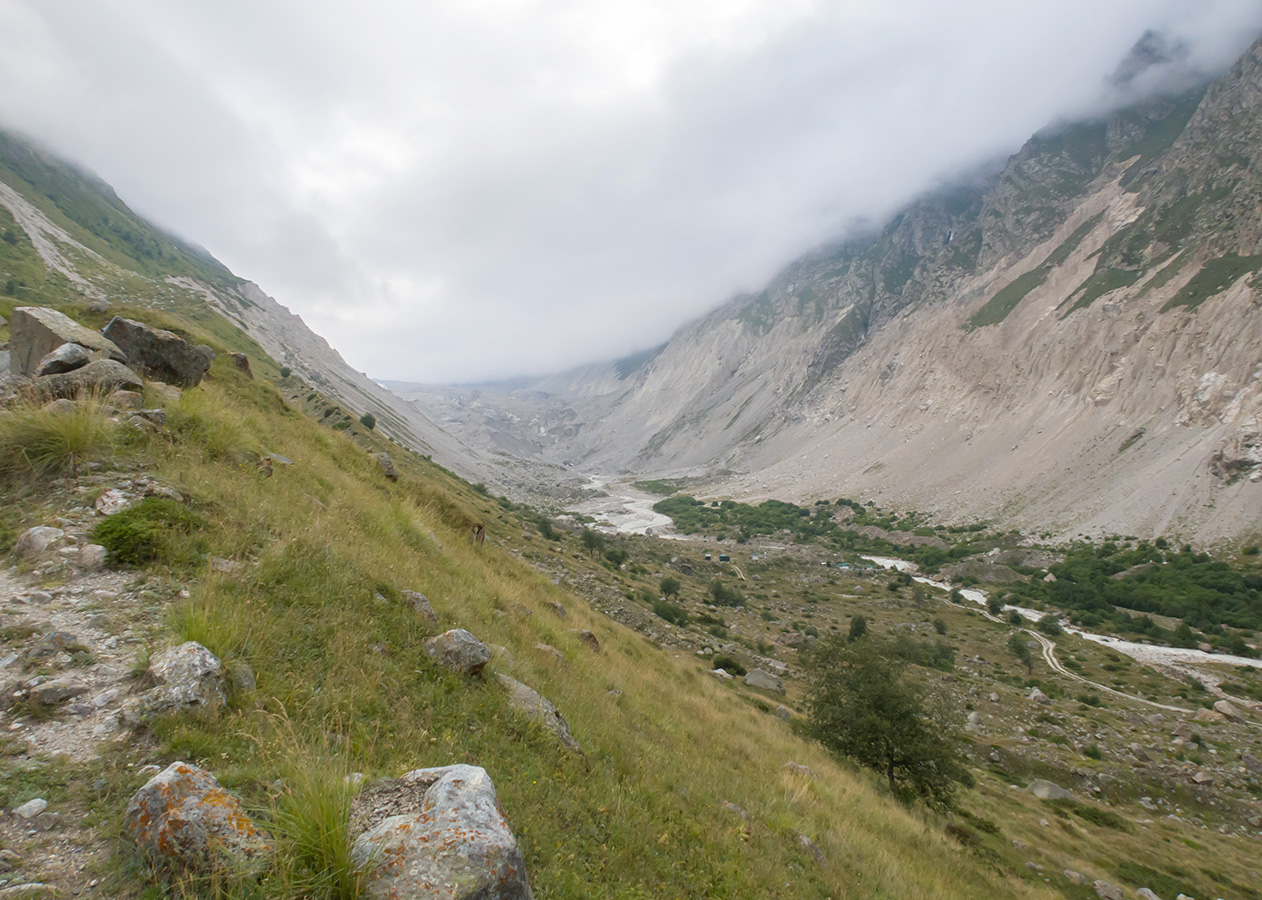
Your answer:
[1,0,1259,381]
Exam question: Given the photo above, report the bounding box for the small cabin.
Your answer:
[704,553,712,561]
[718,553,730,562]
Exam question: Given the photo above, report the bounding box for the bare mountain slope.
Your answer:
[394,38,1262,543]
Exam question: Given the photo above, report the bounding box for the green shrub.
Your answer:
[652,599,690,626]
[91,496,206,568]
[359,413,375,430]
[712,655,746,676]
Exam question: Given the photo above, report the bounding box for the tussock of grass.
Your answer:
[0,394,116,482]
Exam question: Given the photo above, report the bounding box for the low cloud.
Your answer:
[1,0,1259,381]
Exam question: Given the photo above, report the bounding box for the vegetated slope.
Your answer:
[0,313,1056,899]
[0,128,501,484]
[395,37,1262,544]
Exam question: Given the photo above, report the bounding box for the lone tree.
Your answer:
[659,576,681,598]
[359,412,376,430]
[804,635,968,810]
[1008,632,1034,675]
[580,528,605,557]
[847,614,868,642]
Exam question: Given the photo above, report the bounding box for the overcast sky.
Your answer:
[1,1,1259,382]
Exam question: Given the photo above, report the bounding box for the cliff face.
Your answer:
[395,39,1262,543]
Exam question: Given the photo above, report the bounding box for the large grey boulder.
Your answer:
[743,668,785,695]
[125,761,272,875]
[425,629,491,675]
[13,526,64,558]
[34,342,91,376]
[353,764,532,900]
[8,307,125,377]
[121,642,228,725]
[1028,779,1073,801]
[102,316,215,387]
[496,674,580,751]
[33,359,143,400]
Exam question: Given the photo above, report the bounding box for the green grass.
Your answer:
[967,215,1100,329]
[631,478,685,496]
[1161,253,1262,312]
[1064,267,1141,315]
[0,394,118,482]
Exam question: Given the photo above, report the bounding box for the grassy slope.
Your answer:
[1,309,1049,898]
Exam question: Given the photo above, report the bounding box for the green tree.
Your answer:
[933,618,947,635]
[1008,633,1033,675]
[605,547,628,566]
[580,529,605,557]
[359,413,376,430]
[848,615,868,642]
[986,596,1003,616]
[659,576,681,598]
[1036,613,1062,636]
[279,366,292,378]
[804,636,968,809]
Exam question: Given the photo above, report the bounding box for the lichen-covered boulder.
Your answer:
[125,761,271,875]
[34,359,144,400]
[496,674,580,751]
[8,307,125,377]
[13,526,64,558]
[102,316,215,387]
[743,668,785,695]
[353,764,532,900]
[121,642,227,725]
[425,629,491,676]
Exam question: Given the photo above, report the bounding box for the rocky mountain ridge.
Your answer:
[392,37,1262,544]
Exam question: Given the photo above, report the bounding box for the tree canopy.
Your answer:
[804,635,968,810]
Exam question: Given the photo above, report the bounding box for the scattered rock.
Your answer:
[774,704,792,720]
[34,342,91,376]
[229,352,253,378]
[1191,770,1213,785]
[102,317,215,387]
[8,307,125,377]
[988,691,1000,703]
[1212,699,1243,722]
[375,453,398,482]
[570,629,600,652]
[1244,752,1262,774]
[230,662,257,695]
[0,883,56,898]
[534,643,565,665]
[208,557,242,575]
[496,674,580,751]
[121,642,228,725]
[1135,889,1164,900]
[1194,707,1226,723]
[1028,779,1073,801]
[29,675,88,707]
[12,799,47,819]
[21,631,87,664]
[110,389,143,410]
[0,848,20,872]
[403,591,438,625]
[797,834,825,865]
[784,762,817,779]
[13,527,64,558]
[1064,870,1087,885]
[743,668,785,695]
[709,669,733,681]
[352,764,532,900]
[1029,687,1051,705]
[1093,881,1124,900]
[425,629,491,676]
[34,359,144,400]
[125,761,272,874]
[78,543,107,572]
[720,800,750,821]
[967,711,983,731]
[547,601,567,618]
[605,689,623,700]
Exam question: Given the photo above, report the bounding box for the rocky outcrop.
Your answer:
[353,764,533,900]
[102,316,215,387]
[33,342,91,376]
[496,674,580,751]
[7,307,125,377]
[121,642,227,725]
[125,761,271,874]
